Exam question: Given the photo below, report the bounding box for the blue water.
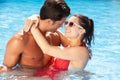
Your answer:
[0,0,120,80]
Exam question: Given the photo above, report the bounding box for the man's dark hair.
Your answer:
[40,0,70,21]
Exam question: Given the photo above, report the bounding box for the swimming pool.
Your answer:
[0,0,120,80]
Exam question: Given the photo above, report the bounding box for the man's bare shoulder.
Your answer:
[7,29,29,46]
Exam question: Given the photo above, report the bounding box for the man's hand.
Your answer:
[23,14,40,32]
[0,65,8,73]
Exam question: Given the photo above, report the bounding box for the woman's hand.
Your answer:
[23,14,40,32]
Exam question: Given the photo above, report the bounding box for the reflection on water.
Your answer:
[0,69,94,80]
[0,69,51,80]
[54,70,94,80]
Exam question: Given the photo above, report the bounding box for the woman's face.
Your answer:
[65,16,82,39]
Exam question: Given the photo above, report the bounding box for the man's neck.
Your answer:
[38,28,46,36]
[38,19,47,36]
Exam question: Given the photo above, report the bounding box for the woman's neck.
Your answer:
[68,38,83,47]
[66,34,84,47]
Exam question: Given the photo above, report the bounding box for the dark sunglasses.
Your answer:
[64,21,83,29]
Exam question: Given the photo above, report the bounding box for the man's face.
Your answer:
[48,17,66,32]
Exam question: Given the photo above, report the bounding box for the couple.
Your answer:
[28,14,94,77]
[0,0,94,78]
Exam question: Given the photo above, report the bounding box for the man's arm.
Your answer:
[3,30,27,68]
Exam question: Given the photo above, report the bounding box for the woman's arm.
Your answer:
[31,27,89,61]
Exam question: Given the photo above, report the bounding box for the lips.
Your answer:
[65,30,71,33]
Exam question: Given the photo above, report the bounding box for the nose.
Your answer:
[65,24,69,31]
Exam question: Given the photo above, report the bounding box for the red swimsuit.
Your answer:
[34,42,87,78]
[34,57,70,78]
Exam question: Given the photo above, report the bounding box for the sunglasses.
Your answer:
[64,21,83,29]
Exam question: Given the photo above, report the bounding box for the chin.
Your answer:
[65,33,69,36]
[49,30,55,32]
[52,29,57,32]
[52,31,55,32]
[65,34,69,38]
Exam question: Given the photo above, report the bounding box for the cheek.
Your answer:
[54,24,61,29]
[71,28,77,33]
[71,29,79,37]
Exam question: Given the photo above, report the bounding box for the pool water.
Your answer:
[0,0,120,80]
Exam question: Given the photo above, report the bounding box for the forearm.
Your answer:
[31,27,89,61]
[31,27,50,53]
[31,27,67,59]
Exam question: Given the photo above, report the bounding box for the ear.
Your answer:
[79,28,86,35]
[46,19,54,25]
[82,29,86,34]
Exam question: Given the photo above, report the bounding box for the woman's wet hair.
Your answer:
[40,0,70,22]
[73,14,94,47]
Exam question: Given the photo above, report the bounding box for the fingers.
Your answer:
[29,14,39,28]
[23,14,40,32]
[24,19,33,32]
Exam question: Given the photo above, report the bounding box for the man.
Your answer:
[1,0,70,72]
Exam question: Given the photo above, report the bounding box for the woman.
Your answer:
[30,14,94,77]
